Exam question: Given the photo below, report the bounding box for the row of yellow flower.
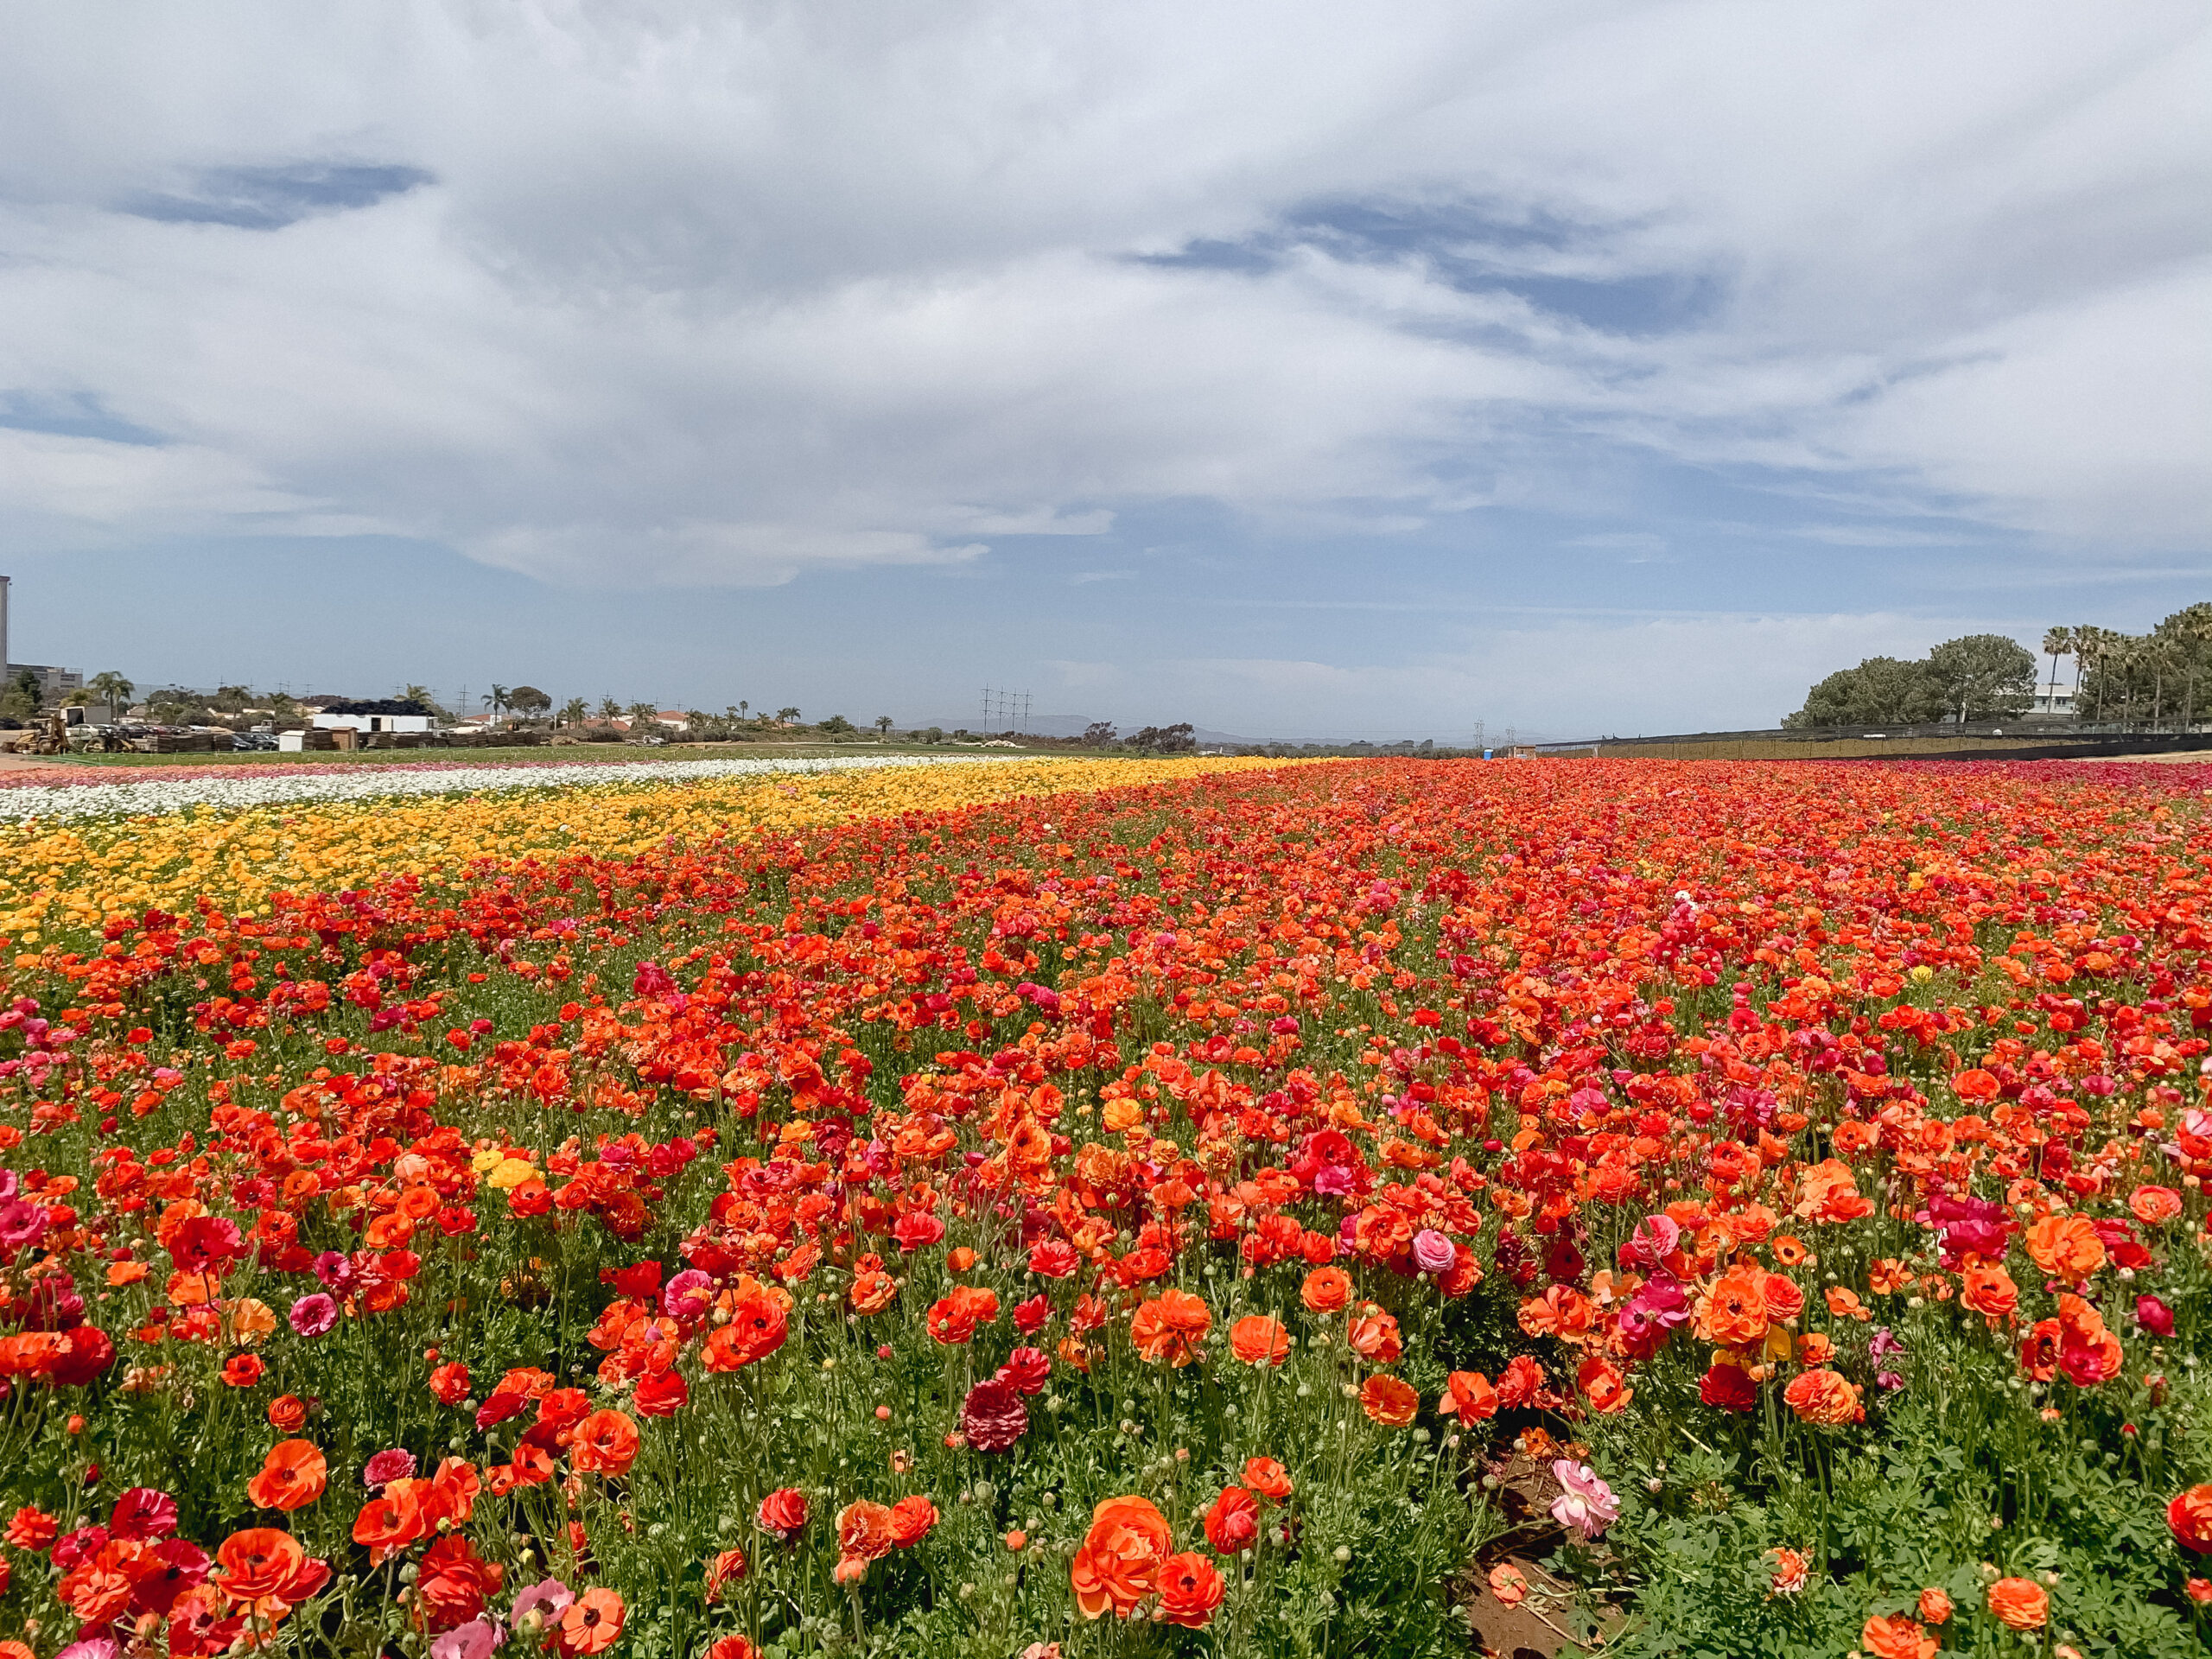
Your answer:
[0,756,1288,939]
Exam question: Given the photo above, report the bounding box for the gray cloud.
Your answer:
[0,1,2202,586]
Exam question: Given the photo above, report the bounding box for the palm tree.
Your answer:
[560,696,589,728]
[401,683,434,708]
[775,707,801,725]
[598,696,621,720]
[483,685,510,725]
[874,715,893,741]
[86,671,133,710]
[2041,627,2071,718]
[626,701,658,730]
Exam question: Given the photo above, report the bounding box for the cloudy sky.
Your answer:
[2,2,2207,739]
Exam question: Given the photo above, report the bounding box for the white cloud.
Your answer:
[0,0,2202,588]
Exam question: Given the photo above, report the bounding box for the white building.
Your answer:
[2024,683,2076,720]
[306,697,435,734]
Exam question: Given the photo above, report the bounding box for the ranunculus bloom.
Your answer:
[288,1294,338,1338]
[960,1377,1028,1452]
[1548,1462,1618,1541]
[2137,1294,2177,1338]
[1917,1587,1952,1624]
[2130,1184,2184,1224]
[555,1586,625,1656]
[1360,1374,1419,1427]
[1440,1370,1497,1425]
[1070,1495,1171,1618]
[246,1441,328,1513]
[888,1495,938,1548]
[1130,1289,1211,1366]
[1229,1314,1290,1367]
[1860,1612,1936,1659]
[833,1500,894,1583]
[1986,1577,2048,1630]
[2023,1214,2105,1283]
[569,1410,640,1477]
[1410,1229,1456,1274]
[1300,1267,1352,1313]
[757,1488,809,1540]
[1782,1368,1862,1426]
[995,1346,1052,1395]
[1700,1360,1758,1414]
[363,1449,416,1489]
[702,1284,789,1370]
[1244,1458,1293,1501]
[429,1619,505,1659]
[2169,1484,2212,1554]
[1577,1355,1633,1415]
[1156,1552,1225,1628]
[1204,1486,1259,1554]
[108,1488,178,1541]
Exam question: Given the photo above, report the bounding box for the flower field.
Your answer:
[1,755,2209,1659]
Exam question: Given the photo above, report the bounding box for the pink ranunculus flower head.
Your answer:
[509,1578,574,1633]
[1548,1460,1619,1541]
[363,1448,417,1489]
[289,1293,340,1338]
[661,1269,715,1323]
[429,1618,505,1659]
[1410,1229,1457,1275]
[2137,1294,2176,1337]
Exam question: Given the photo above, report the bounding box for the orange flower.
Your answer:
[1860,1612,1936,1659]
[213,1527,307,1605]
[1070,1495,1172,1618]
[833,1500,895,1583]
[246,1440,328,1513]
[1868,1258,1909,1295]
[1916,1587,1952,1625]
[702,1282,790,1370]
[1130,1289,1211,1367]
[1300,1267,1352,1313]
[352,1484,426,1565]
[556,1586,626,1656]
[2023,1215,2105,1283]
[1824,1286,1872,1322]
[1781,1368,1861,1426]
[1359,1374,1419,1427]
[1155,1551,1225,1628]
[2169,1484,2212,1554]
[569,1409,641,1477]
[2130,1185,2183,1224]
[1700,1267,1771,1348]
[1576,1355,1633,1415]
[1229,1314,1290,1367]
[1347,1309,1402,1363]
[1243,1457,1293,1501]
[1986,1577,2048,1630]
[1959,1265,2018,1322]
[1439,1370,1498,1426]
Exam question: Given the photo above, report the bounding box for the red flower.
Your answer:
[961,1377,1029,1452]
[1204,1486,1259,1554]
[757,1487,809,1540]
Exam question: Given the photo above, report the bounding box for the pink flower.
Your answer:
[1410,1230,1456,1275]
[363,1448,416,1488]
[509,1578,573,1630]
[2138,1294,2176,1337]
[995,1347,1052,1396]
[289,1293,339,1338]
[108,1487,179,1541]
[661,1270,715,1322]
[0,1198,50,1253]
[1548,1460,1618,1541]
[429,1618,505,1659]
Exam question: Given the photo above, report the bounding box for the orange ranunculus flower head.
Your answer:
[352,1483,426,1565]
[1070,1495,1171,1618]
[1781,1368,1862,1427]
[1700,1268,1771,1349]
[1243,1458,1293,1501]
[556,1586,626,1656]
[1130,1289,1211,1367]
[1229,1314,1289,1367]
[1155,1551,1226,1628]
[2169,1483,2212,1554]
[1916,1586,1952,1624]
[1441,1370,1498,1426]
[2023,1215,2105,1283]
[1300,1267,1352,1314]
[1986,1577,2047,1630]
[833,1500,895,1584]
[213,1527,307,1605]
[2130,1185,2183,1224]
[1359,1374,1419,1427]
[569,1410,641,1477]
[1960,1265,2018,1322]
[1577,1355,1633,1415]
[246,1440,328,1513]
[1860,1612,1936,1659]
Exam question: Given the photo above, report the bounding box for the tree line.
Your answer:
[1784,604,2212,730]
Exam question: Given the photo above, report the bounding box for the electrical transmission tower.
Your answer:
[980,686,1032,731]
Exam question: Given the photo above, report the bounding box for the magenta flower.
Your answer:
[430,1618,505,1659]
[510,1578,574,1631]
[289,1293,339,1338]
